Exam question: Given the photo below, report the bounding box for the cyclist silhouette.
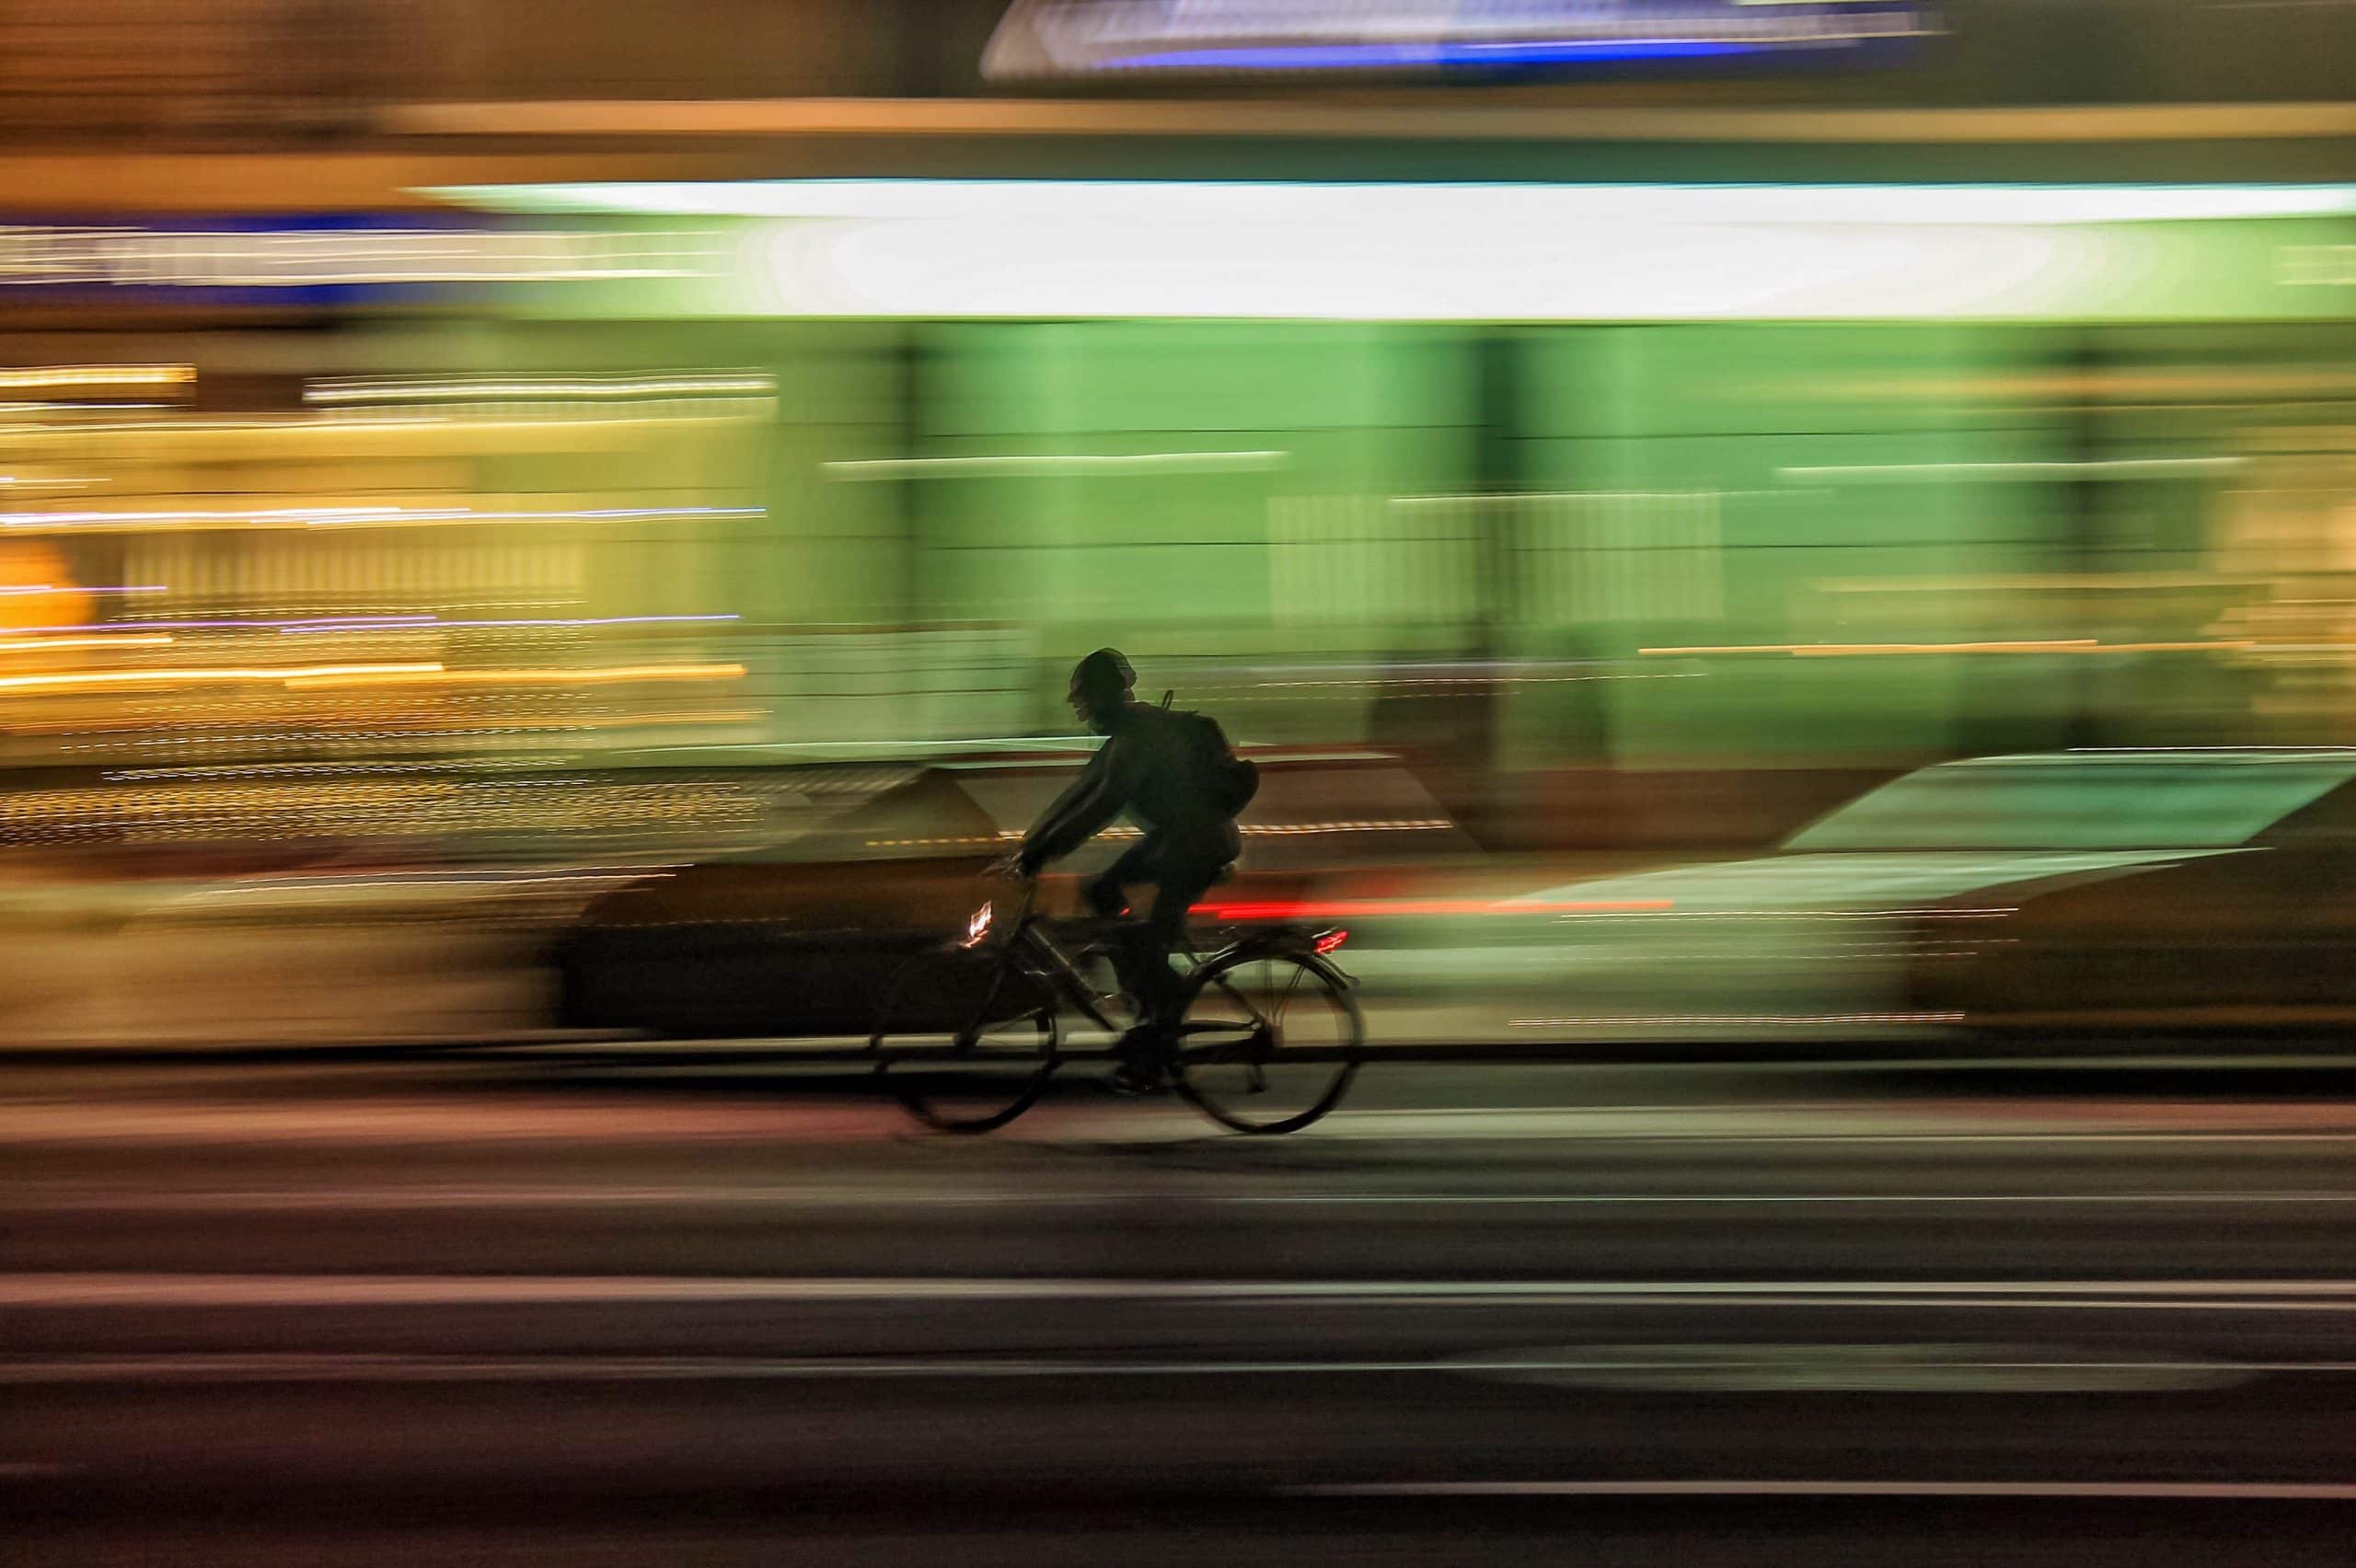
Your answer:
[1016,649,1250,1093]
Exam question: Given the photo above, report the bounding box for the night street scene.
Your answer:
[6,2,2356,1563]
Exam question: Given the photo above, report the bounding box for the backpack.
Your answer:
[1162,695,1260,816]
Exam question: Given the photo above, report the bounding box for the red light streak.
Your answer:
[1195,898,1674,919]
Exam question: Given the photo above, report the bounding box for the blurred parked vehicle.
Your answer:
[1355,749,2356,1041]
[553,752,1472,1039]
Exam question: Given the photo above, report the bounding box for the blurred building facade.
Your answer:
[2,0,2354,856]
[4,0,2354,142]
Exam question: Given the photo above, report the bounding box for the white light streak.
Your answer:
[825,451,1289,478]
[306,373,775,404]
[431,180,2356,227]
[1780,458,2250,482]
[0,505,759,534]
[423,179,2356,322]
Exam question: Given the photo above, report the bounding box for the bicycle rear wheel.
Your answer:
[872,947,1061,1133]
[1172,947,1362,1135]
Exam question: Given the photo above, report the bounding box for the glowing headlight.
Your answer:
[963,901,993,949]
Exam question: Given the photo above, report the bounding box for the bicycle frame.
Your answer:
[964,880,1127,1037]
[962,877,1335,1044]
[882,873,1365,1135]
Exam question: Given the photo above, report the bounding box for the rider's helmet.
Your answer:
[1068,648,1135,732]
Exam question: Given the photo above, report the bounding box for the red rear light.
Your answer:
[1313,928,1349,955]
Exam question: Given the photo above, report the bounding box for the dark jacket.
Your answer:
[1022,702,1242,866]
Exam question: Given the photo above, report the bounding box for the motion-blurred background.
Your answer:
[3,0,2354,1045]
[17,10,2356,1565]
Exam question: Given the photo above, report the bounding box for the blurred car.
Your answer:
[553,752,1474,1039]
[1351,749,2356,1041]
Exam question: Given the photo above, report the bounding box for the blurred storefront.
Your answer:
[1,1,2353,860]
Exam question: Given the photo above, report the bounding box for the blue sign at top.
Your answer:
[985,0,1940,79]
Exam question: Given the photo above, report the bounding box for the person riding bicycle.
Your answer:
[1014,649,1253,1094]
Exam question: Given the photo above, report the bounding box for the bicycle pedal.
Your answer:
[1104,1064,1172,1098]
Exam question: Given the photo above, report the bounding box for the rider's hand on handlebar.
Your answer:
[987,851,1034,882]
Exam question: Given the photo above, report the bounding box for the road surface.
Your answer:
[8,1048,2356,1563]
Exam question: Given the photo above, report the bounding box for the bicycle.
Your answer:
[869,867,1364,1135]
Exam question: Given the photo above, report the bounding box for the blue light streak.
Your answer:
[1118,38,1776,71]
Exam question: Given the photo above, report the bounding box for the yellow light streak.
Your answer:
[0,663,441,694]
[306,374,774,404]
[0,503,757,536]
[282,663,746,691]
[0,634,173,652]
[1792,640,2102,657]
[0,365,193,391]
[1642,640,2093,655]
[1641,640,2257,658]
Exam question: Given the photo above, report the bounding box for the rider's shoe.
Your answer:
[1105,1058,1172,1097]
[1107,1026,1173,1096]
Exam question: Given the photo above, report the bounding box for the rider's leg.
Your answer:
[1132,844,1230,1052]
[1083,837,1159,920]
[1084,837,1162,1033]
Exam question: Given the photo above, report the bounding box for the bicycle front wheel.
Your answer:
[1173,948,1363,1135]
[872,947,1061,1133]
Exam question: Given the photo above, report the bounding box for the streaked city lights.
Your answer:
[982,0,1942,79]
[439,180,2356,227]
[306,373,777,404]
[421,179,2356,321]
[0,634,175,651]
[0,504,762,534]
[278,663,747,691]
[0,663,445,694]
[824,451,1290,478]
[0,224,720,288]
[0,364,193,390]
[275,615,742,633]
[0,584,167,596]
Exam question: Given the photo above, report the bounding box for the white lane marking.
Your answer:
[13,1275,2356,1309]
[1337,1135,2356,1145]
[17,1187,2356,1212]
[15,1122,2356,1147]
[0,1353,2347,1386]
[1456,1344,2257,1393]
[1230,1192,2356,1207]
[1306,1123,2356,1146]
[1292,1481,2356,1500]
[13,1101,2356,1147]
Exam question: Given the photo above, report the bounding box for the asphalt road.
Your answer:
[9,1049,2356,1564]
